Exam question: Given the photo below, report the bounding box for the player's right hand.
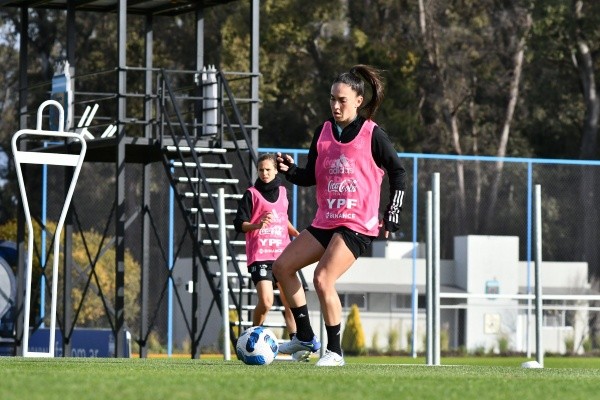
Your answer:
[260,212,273,227]
[276,152,295,172]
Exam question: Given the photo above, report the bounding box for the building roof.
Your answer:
[0,1,239,16]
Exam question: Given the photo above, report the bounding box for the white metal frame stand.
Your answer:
[12,100,87,357]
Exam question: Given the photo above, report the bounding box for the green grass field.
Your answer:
[1,355,599,400]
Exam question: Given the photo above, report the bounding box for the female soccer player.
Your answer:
[274,65,406,366]
[234,153,308,361]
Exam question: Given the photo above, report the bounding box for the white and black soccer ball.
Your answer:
[236,326,279,365]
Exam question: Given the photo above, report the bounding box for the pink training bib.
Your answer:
[245,186,292,264]
[312,120,384,236]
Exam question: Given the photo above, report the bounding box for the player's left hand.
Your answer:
[378,220,391,239]
[381,215,400,239]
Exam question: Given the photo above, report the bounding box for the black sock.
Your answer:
[291,305,314,341]
[326,324,342,355]
[289,332,296,340]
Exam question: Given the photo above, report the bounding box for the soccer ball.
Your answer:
[236,326,279,365]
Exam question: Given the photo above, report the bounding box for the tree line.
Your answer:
[0,1,599,279]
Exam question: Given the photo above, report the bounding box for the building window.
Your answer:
[339,293,366,310]
[392,293,426,310]
[393,294,410,310]
[542,300,574,328]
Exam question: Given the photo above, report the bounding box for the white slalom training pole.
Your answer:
[218,188,231,360]
[432,173,441,366]
[425,190,433,365]
[12,100,87,357]
[534,184,543,367]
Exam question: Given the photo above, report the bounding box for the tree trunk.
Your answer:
[483,13,531,232]
[573,1,599,161]
[572,0,600,286]
[419,0,468,234]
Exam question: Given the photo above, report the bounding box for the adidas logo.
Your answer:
[298,313,306,318]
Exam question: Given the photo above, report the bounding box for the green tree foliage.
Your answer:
[415,0,535,158]
[1,1,598,157]
[521,1,600,159]
[0,25,19,223]
[256,0,357,148]
[254,0,423,150]
[347,1,424,152]
[2,1,600,279]
[341,304,366,355]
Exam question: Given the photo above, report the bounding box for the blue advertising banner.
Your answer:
[25,328,131,358]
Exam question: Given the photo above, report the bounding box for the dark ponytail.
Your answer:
[333,64,385,120]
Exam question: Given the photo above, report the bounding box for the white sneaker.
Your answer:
[291,350,311,362]
[278,335,321,354]
[315,350,345,367]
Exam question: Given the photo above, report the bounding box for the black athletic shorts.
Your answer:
[247,261,278,288]
[306,225,375,259]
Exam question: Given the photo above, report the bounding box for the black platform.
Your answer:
[0,1,239,16]
[22,136,250,164]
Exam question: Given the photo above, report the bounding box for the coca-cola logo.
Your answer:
[259,225,285,236]
[327,179,358,193]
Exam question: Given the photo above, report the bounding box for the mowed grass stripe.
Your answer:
[1,357,599,400]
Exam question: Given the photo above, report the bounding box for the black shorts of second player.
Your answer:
[248,261,278,288]
[306,225,375,259]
